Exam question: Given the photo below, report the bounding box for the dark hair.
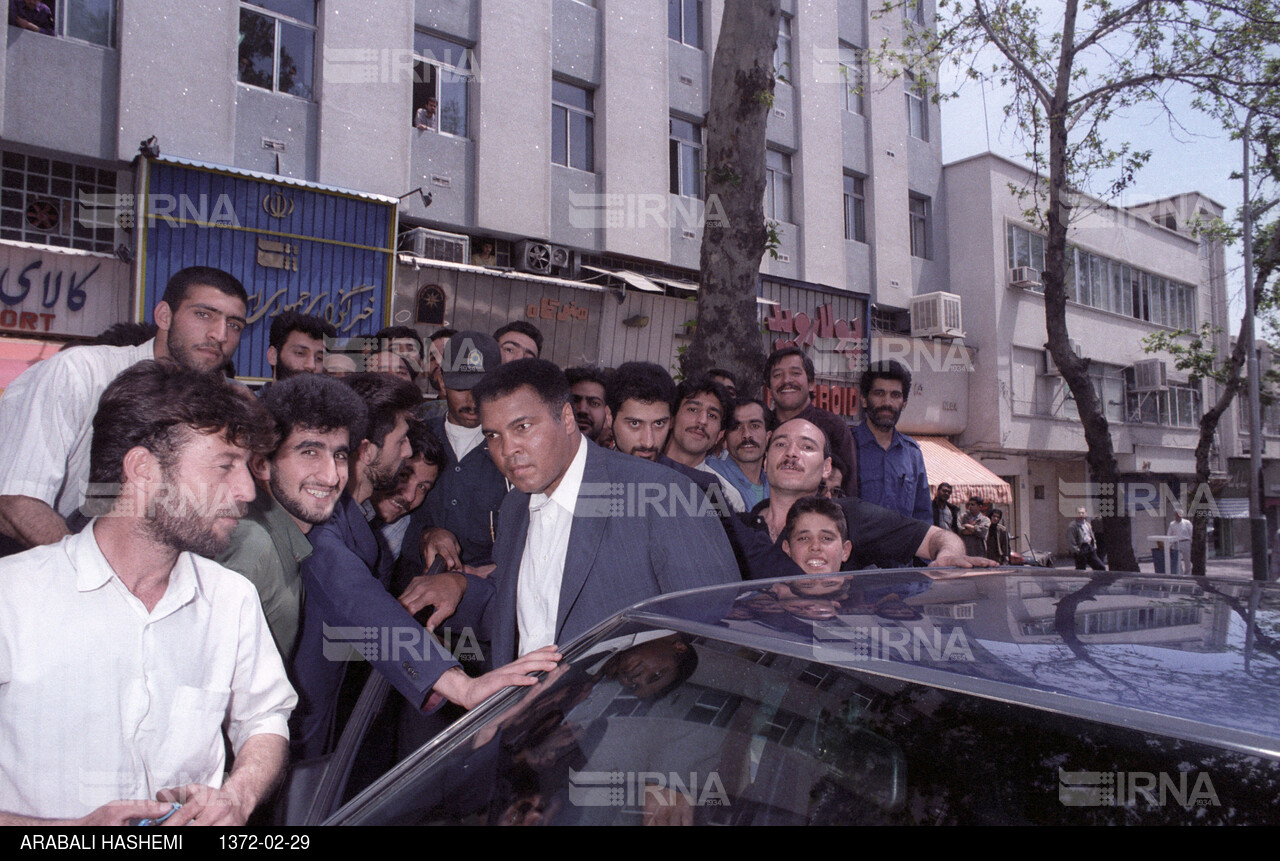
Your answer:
[269,311,337,351]
[565,365,611,390]
[428,327,457,343]
[87,359,275,505]
[785,496,849,541]
[160,266,248,309]
[990,507,1004,521]
[605,361,676,417]
[262,374,368,454]
[764,345,815,386]
[725,397,777,433]
[405,419,446,468]
[472,358,570,413]
[828,452,849,480]
[373,325,424,359]
[859,359,912,402]
[937,482,952,493]
[774,416,833,460]
[673,377,732,424]
[341,372,423,447]
[969,495,984,505]
[494,321,544,355]
[707,367,738,388]
[88,322,159,347]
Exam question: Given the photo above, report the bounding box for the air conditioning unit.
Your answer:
[515,240,578,277]
[515,240,553,275]
[1010,266,1042,288]
[398,227,470,264]
[909,291,964,339]
[1043,340,1082,376]
[1131,358,1168,392]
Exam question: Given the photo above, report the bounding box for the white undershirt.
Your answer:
[443,418,485,462]
[516,435,587,656]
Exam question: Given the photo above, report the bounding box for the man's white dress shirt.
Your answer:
[443,419,485,462]
[516,435,587,656]
[0,339,154,518]
[0,523,296,819]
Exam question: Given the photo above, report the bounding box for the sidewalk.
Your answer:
[1050,554,1272,582]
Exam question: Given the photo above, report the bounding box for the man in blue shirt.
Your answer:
[853,360,931,523]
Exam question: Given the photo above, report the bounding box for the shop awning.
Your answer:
[581,265,663,292]
[915,436,1013,506]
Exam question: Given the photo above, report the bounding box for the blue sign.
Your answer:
[137,159,396,380]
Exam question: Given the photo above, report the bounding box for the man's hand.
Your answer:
[78,799,176,826]
[421,527,462,572]
[432,646,561,710]
[398,571,467,629]
[929,554,1000,569]
[642,788,694,826]
[156,784,248,826]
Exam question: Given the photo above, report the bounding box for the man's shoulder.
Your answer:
[2,341,147,400]
[0,538,70,587]
[895,430,923,452]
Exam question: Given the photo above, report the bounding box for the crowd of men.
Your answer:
[0,266,996,825]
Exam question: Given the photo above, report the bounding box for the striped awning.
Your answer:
[914,436,1013,506]
[1206,497,1250,519]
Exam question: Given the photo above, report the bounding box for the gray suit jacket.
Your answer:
[456,442,740,667]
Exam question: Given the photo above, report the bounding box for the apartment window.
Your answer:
[764,150,793,224]
[905,72,928,140]
[9,0,115,46]
[903,0,925,25]
[839,43,866,115]
[843,174,866,243]
[1007,223,1046,291]
[0,150,117,254]
[774,14,793,77]
[908,194,930,259]
[669,117,702,198]
[668,0,702,48]
[1126,374,1201,428]
[238,1,316,99]
[552,81,594,172]
[413,32,471,137]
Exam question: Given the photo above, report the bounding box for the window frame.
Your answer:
[412,31,473,139]
[908,193,930,259]
[237,1,318,101]
[905,71,929,141]
[668,0,703,49]
[765,149,794,225]
[552,80,596,173]
[669,116,703,199]
[843,173,867,243]
[774,14,793,79]
[839,42,866,115]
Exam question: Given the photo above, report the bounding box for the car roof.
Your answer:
[616,568,1280,759]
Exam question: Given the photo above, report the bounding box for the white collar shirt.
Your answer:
[443,418,485,462]
[517,435,588,656]
[0,339,155,518]
[0,523,296,819]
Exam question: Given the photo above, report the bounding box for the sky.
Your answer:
[939,67,1253,332]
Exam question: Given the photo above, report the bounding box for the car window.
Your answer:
[332,620,1280,825]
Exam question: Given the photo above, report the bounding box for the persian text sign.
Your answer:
[0,244,128,338]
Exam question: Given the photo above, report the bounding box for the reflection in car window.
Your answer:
[337,618,1280,825]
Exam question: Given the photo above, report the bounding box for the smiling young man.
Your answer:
[664,378,746,513]
[218,374,368,660]
[0,266,249,553]
[763,346,858,498]
[731,417,996,579]
[425,359,738,667]
[0,360,294,826]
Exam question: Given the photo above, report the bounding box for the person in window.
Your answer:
[415,97,439,131]
[9,0,53,34]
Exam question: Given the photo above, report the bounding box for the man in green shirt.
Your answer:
[219,374,368,659]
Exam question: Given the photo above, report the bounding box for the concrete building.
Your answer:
[944,153,1229,562]
[1,0,945,391]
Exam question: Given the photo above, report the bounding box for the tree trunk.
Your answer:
[1042,1,1138,571]
[680,0,780,387]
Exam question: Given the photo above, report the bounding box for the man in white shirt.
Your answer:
[0,266,249,552]
[0,359,295,825]
[1169,508,1194,575]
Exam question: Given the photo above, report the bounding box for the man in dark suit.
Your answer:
[437,360,739,667]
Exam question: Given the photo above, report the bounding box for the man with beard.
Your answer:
[218,374,368,660]
[0,266,249,554]
[565,366,610,443]
[853,360,930,522]
[606,361,676,462]
[370,419,445,586]
[708,398,774,510]
[262,311,335,393]
[764,346,858,497]
[290,372,553,759]
[0,360,295,825]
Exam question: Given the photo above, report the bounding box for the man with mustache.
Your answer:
[664,378,746,513]
[606,361,676,462]
[764,346,858,497]
[853,360,931,522]
[218,374,368,660]
[0,266,249,553]
[565,366,611,443]
[708,397,774,510]
[0,360,294,825]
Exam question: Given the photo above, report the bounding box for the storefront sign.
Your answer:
[138,159,396,380]
[526,296,590,323]
[765,302,861,351]
[0,244,128,338]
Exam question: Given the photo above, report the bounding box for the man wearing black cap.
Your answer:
[405,331,510,574]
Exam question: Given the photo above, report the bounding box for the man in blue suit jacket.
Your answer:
[441,360,740,667]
